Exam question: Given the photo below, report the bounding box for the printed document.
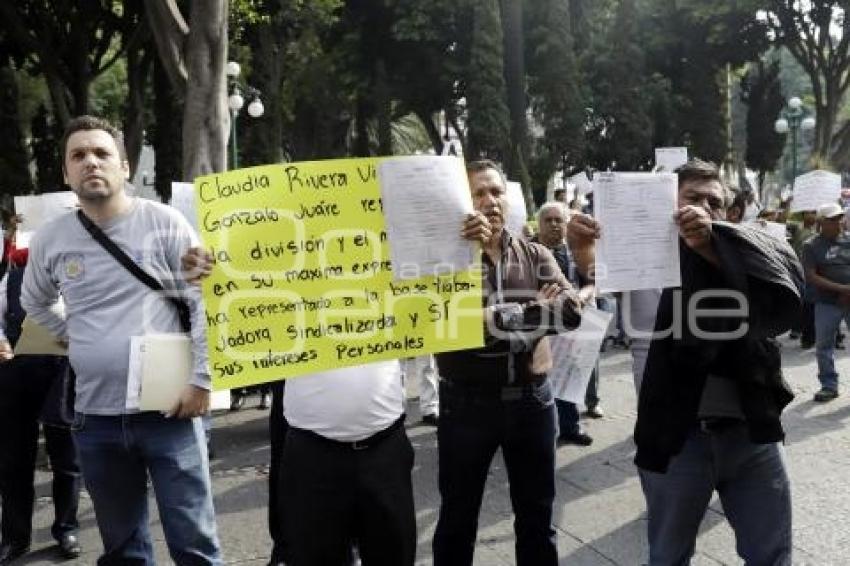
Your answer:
[655,147,688,172]
[378,156,476,279]
[594,172,680,293]
[549,308,613,405]
[791,170,842,213]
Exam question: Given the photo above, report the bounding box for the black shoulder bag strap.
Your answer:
[76,210,192,332]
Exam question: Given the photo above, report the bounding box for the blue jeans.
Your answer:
[639,424,791,565]
[433,379,558,566]
[73,413,221,565]
[815,302,850,391]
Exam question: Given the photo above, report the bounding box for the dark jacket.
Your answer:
[436,231,582,386]
[634,222,804,473]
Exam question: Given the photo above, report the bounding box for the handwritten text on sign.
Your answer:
[195,157,484,389]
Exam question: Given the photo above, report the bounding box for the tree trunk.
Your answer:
[153,58,183,201]
[500,0,532,208]
[0,67,34,196]
[375,59,393,156]
[181,0,229,179]
[242,20,285,166]
[416,109,444,154]
[353,96,371,157]
[124,46,154,177]
[501,0,528,159]
[145,0,189,96]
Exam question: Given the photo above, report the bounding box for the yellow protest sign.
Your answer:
[195,157,484,390]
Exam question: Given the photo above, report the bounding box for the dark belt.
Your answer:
[698,417,743,433]
[296,414,405,451]
[441,378,546,401]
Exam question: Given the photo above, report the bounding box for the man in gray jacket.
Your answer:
[21,115,221,565]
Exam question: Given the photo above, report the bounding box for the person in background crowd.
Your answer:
[726,189,747,224]
[0,211,82,564]
[532,201,593,446]
[802,203,850,402]
[569,158,802,565]
[230,384,272,411]
[789,209,818,346]
[401,355,439,426]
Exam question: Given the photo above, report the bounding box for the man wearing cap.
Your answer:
[802,202,850,401]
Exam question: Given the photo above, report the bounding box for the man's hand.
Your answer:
[0,339,14,362]
[567,213,600,246]
[675,205,713,251]
[461,212,492,243]
[537,282,564,302]
[181,247,214,285]
[166,384,210,419]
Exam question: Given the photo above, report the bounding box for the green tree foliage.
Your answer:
[0,66,34,195]
[0,1,142,127]
[639,0,769,164]
[763,1,850,167]
[30,105,62,192]
[741,59,786,190]
[582,0,654,170]
[465,0,510,161]
[526,0,585,205]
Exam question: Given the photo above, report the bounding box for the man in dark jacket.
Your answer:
[432,160,587,566]
[567,159,802,565]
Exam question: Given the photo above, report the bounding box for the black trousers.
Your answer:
[280,420,416,566]
[433,380,558,566]
[268,381,287,562]
[0,355,81,545]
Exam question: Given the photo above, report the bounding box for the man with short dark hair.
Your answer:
[569,159,802,565]
[21,115,221,564]
[802,202,850,402]
[433,160,588,566]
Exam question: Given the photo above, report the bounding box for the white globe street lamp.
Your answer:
[774,96,815,188]
[801,116,816,131]
[247,98,264,118]
[226,61,263,169]
[228,93,244,112]
[226,61,241,79]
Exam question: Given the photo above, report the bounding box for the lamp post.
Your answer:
[774,96,816,188]
[226,61,264,170]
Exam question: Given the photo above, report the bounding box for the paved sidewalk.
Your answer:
[23,334,850,564]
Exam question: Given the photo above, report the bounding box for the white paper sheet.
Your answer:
[378,156,476,279]
[791,170,842,212]
[593,172,681,293]
[140,334,192,411]
[14,192,79,248]
[570,171,593,197]
[126,334,192,411]
[170,182,199,233]
[654,147,689,172]
[505,181,528,236]
[549,308,613,404]
[126,336,145,410]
